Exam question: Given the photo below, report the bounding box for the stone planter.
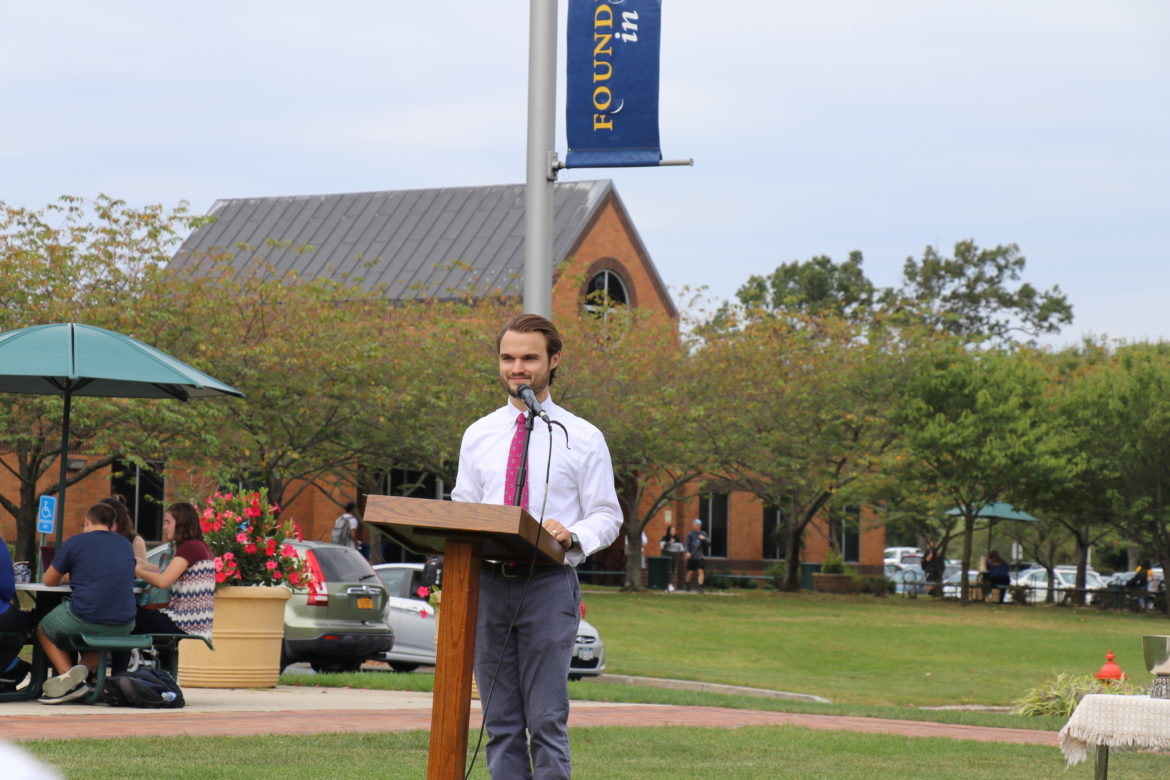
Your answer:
[812,572,862,594]
[179,585,291,689]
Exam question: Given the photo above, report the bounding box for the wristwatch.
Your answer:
[568,532,581,553]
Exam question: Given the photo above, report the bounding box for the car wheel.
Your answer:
[389,662,420,673]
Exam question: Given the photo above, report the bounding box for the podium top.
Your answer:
[363,494,565,566]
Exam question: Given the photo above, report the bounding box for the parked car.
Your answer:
[1011,566,1107,604]
[940,567,981,598]
[146,540,394,672]
[372,562,606,678]
[883,562,926,594]
[281,541,393,671]
[883,547,923,564]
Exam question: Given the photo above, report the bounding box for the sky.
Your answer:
[2,1,1167,347]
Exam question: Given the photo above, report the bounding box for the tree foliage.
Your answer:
[0,196,210,563]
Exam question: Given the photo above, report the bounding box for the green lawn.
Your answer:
[578,588,1165,707]
[22,727,1169,779]
[17,588,1170,778]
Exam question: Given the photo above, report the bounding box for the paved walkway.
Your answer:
[0,685,1056,747]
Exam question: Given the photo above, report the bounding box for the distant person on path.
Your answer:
[685,518,709,593]
[36,502,136,704]
[660,521,683,592]
[985,550,1010,603]
[1129,559,1152,609]
[331,502,360,550]
[922,539,944,596]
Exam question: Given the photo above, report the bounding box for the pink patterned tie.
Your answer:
[504,411,529,511]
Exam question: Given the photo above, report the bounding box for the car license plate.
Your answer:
[577,647,593,662]
[356,596,374,610]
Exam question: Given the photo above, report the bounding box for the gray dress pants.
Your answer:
[475,564,581,779]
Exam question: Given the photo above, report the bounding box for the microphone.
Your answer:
[515,384,551,424]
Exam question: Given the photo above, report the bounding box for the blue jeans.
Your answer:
[475,565,581,780]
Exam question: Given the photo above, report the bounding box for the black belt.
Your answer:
[482,560,565,579]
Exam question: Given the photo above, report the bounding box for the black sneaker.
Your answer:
[40,682,92,705]
[0,658,31,688]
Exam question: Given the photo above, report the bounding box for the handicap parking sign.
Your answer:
[37,494,56,535]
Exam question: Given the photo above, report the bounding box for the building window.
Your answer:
[833,505,861,563]
[698,493,728,558]
[763,504,787,560]
[110,460,165,542]
[364,466,449,563]
[583,269,629,317]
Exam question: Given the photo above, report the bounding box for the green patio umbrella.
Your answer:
[0,322,243,553]
[945,502,1038,523]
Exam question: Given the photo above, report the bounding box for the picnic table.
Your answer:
[1059,693,1170,779]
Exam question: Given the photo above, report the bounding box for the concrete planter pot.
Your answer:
[179,585,291,689]
[812,572,862,594]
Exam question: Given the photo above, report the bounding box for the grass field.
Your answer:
[21,727,1170,778]
[577,588,1165,707]
[15,587,1170,778]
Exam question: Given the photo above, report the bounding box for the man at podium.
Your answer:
[452,313,622,779]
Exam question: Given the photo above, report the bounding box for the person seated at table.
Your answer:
[986,550,1011,603]
[0,540,33,690]
[101,494,148,564]
[126,502,214,668]
[36,502,136,704]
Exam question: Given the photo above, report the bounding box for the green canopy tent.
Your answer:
[0,322,243,557]
[945,502,1039,557]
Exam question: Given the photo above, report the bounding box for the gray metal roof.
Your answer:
[172,180,629,301]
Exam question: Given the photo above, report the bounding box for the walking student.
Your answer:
[452,313,622,779]
[685,518,709,593]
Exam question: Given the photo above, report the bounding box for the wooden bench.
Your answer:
[66,633,152,703]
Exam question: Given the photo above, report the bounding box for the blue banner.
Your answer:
[566,0,662,168]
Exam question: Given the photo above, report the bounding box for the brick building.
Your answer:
[4,180,884,579]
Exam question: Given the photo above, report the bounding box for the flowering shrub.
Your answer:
[200,488,312,590]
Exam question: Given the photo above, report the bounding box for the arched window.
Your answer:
[583,269,628,316]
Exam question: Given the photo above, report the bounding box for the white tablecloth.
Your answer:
[1058,693,1170,765]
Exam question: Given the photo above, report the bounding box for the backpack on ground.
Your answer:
[102,667,185,708]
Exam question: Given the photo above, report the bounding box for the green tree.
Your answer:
[888,240,1072,344]
[894,347,1076,602]
[736,251,875,318]
[557,304,711,591]
[0,196,210,564]
[697,313,924,591]
[1090,342,1170,612]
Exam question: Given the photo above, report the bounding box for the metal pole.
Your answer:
[54,391,72,553]
[524,0,557,319]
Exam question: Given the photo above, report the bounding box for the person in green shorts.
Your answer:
[36,501,136,704]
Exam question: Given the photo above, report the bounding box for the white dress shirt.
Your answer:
[451,394,623,567]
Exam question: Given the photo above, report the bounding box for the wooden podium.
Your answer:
[363,495,564,780]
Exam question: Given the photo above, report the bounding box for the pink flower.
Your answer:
[272,570,283,579]
[416,586,430,599]
[244,543,257,554]
[214,557,225,572]
[215,571,228,583]
[223,552,235,560]
[236,532,248,544]
[265,560,278,570]
[281,544,295,557]
[265,538,277,555]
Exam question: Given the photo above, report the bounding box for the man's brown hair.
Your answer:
[496,313,563,385]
